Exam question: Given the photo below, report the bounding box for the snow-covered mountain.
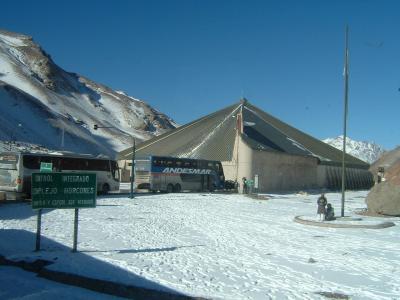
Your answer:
[323,136,385,164]
[0,29,177,157]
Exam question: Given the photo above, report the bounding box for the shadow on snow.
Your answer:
[0,229,192,298]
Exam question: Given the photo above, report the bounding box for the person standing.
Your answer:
[317,193,327,221]
[242,177,248,194]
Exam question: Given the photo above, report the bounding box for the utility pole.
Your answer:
[61,126,65,150]
[130,137,135,199]
[341,25,349,217]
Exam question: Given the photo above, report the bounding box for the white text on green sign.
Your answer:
[31,172,97,209]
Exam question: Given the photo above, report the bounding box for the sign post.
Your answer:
[73,208,79,252]
[32,172,96,252]
[34,164,52,251]
[254,175,259,193]
[35,208,42,251]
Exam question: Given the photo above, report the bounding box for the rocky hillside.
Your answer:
[323,136,385,164]
[0,29,176,157]
[370,146,400,185]
[366,147,400,216]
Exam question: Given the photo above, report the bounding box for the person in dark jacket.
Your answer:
[325,203,336,221]
[242,177,248,194]
[317,193,327,221]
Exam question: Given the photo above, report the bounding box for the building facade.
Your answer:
[118,99,373,193]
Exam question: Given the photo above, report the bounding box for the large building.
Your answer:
[118,99,373,193]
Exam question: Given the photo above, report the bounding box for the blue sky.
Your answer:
[1,0,399,149]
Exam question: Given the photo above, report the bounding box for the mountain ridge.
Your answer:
[0,29,177,157]
[323,136,385,164]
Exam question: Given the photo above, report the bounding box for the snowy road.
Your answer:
[1,191,399,299]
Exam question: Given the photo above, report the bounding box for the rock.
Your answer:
[366,182,400,216]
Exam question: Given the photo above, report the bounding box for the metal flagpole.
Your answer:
[341,25,349,217]
[130,137,135,199]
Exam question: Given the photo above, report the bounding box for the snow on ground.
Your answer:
[1,191,400,299]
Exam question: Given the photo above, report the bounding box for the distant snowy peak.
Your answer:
[323,136,385,164]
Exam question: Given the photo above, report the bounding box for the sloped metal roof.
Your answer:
[243,102,368,168]
[118,103,240,161]
[118,100,369,169]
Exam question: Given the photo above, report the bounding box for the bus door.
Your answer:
[152,172,164,190]
[207,173,218,191]
[200,175,205,191]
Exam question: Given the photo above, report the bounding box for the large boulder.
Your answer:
[367,147,400,216]
[366,182,400,216]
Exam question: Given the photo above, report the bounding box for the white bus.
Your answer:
[0,151,120,200]
[135,155,225,193]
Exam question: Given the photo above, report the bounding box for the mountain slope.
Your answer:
[323,136,385,164]
[0,29,176,157]
[366,146,400,215]
[370,146,400,185]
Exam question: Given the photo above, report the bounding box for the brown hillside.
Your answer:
[366,146,400,216]
[370,146,400,185]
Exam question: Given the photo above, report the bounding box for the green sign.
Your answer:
[32,172,97,209]
[40,162,53,173]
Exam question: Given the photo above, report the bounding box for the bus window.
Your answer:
[200,161,208,169]
[166,159,175,167]
[23,155,40,169]
[87,159,109,171]
[50,157,61,171]
[62,157,87,170]
[111,161,120,181]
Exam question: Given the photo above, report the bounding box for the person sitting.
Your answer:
[325,203,336,221]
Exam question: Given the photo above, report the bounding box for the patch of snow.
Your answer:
[1,191,399,299]
[0,33,27,47]
[287,137,313,155]
[323,136,385,164]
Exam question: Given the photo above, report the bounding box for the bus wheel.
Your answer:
[167,184,174,193]
[102,183,110,194]
[174,184,181,193]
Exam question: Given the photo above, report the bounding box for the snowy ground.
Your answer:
[1,191,399,299]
